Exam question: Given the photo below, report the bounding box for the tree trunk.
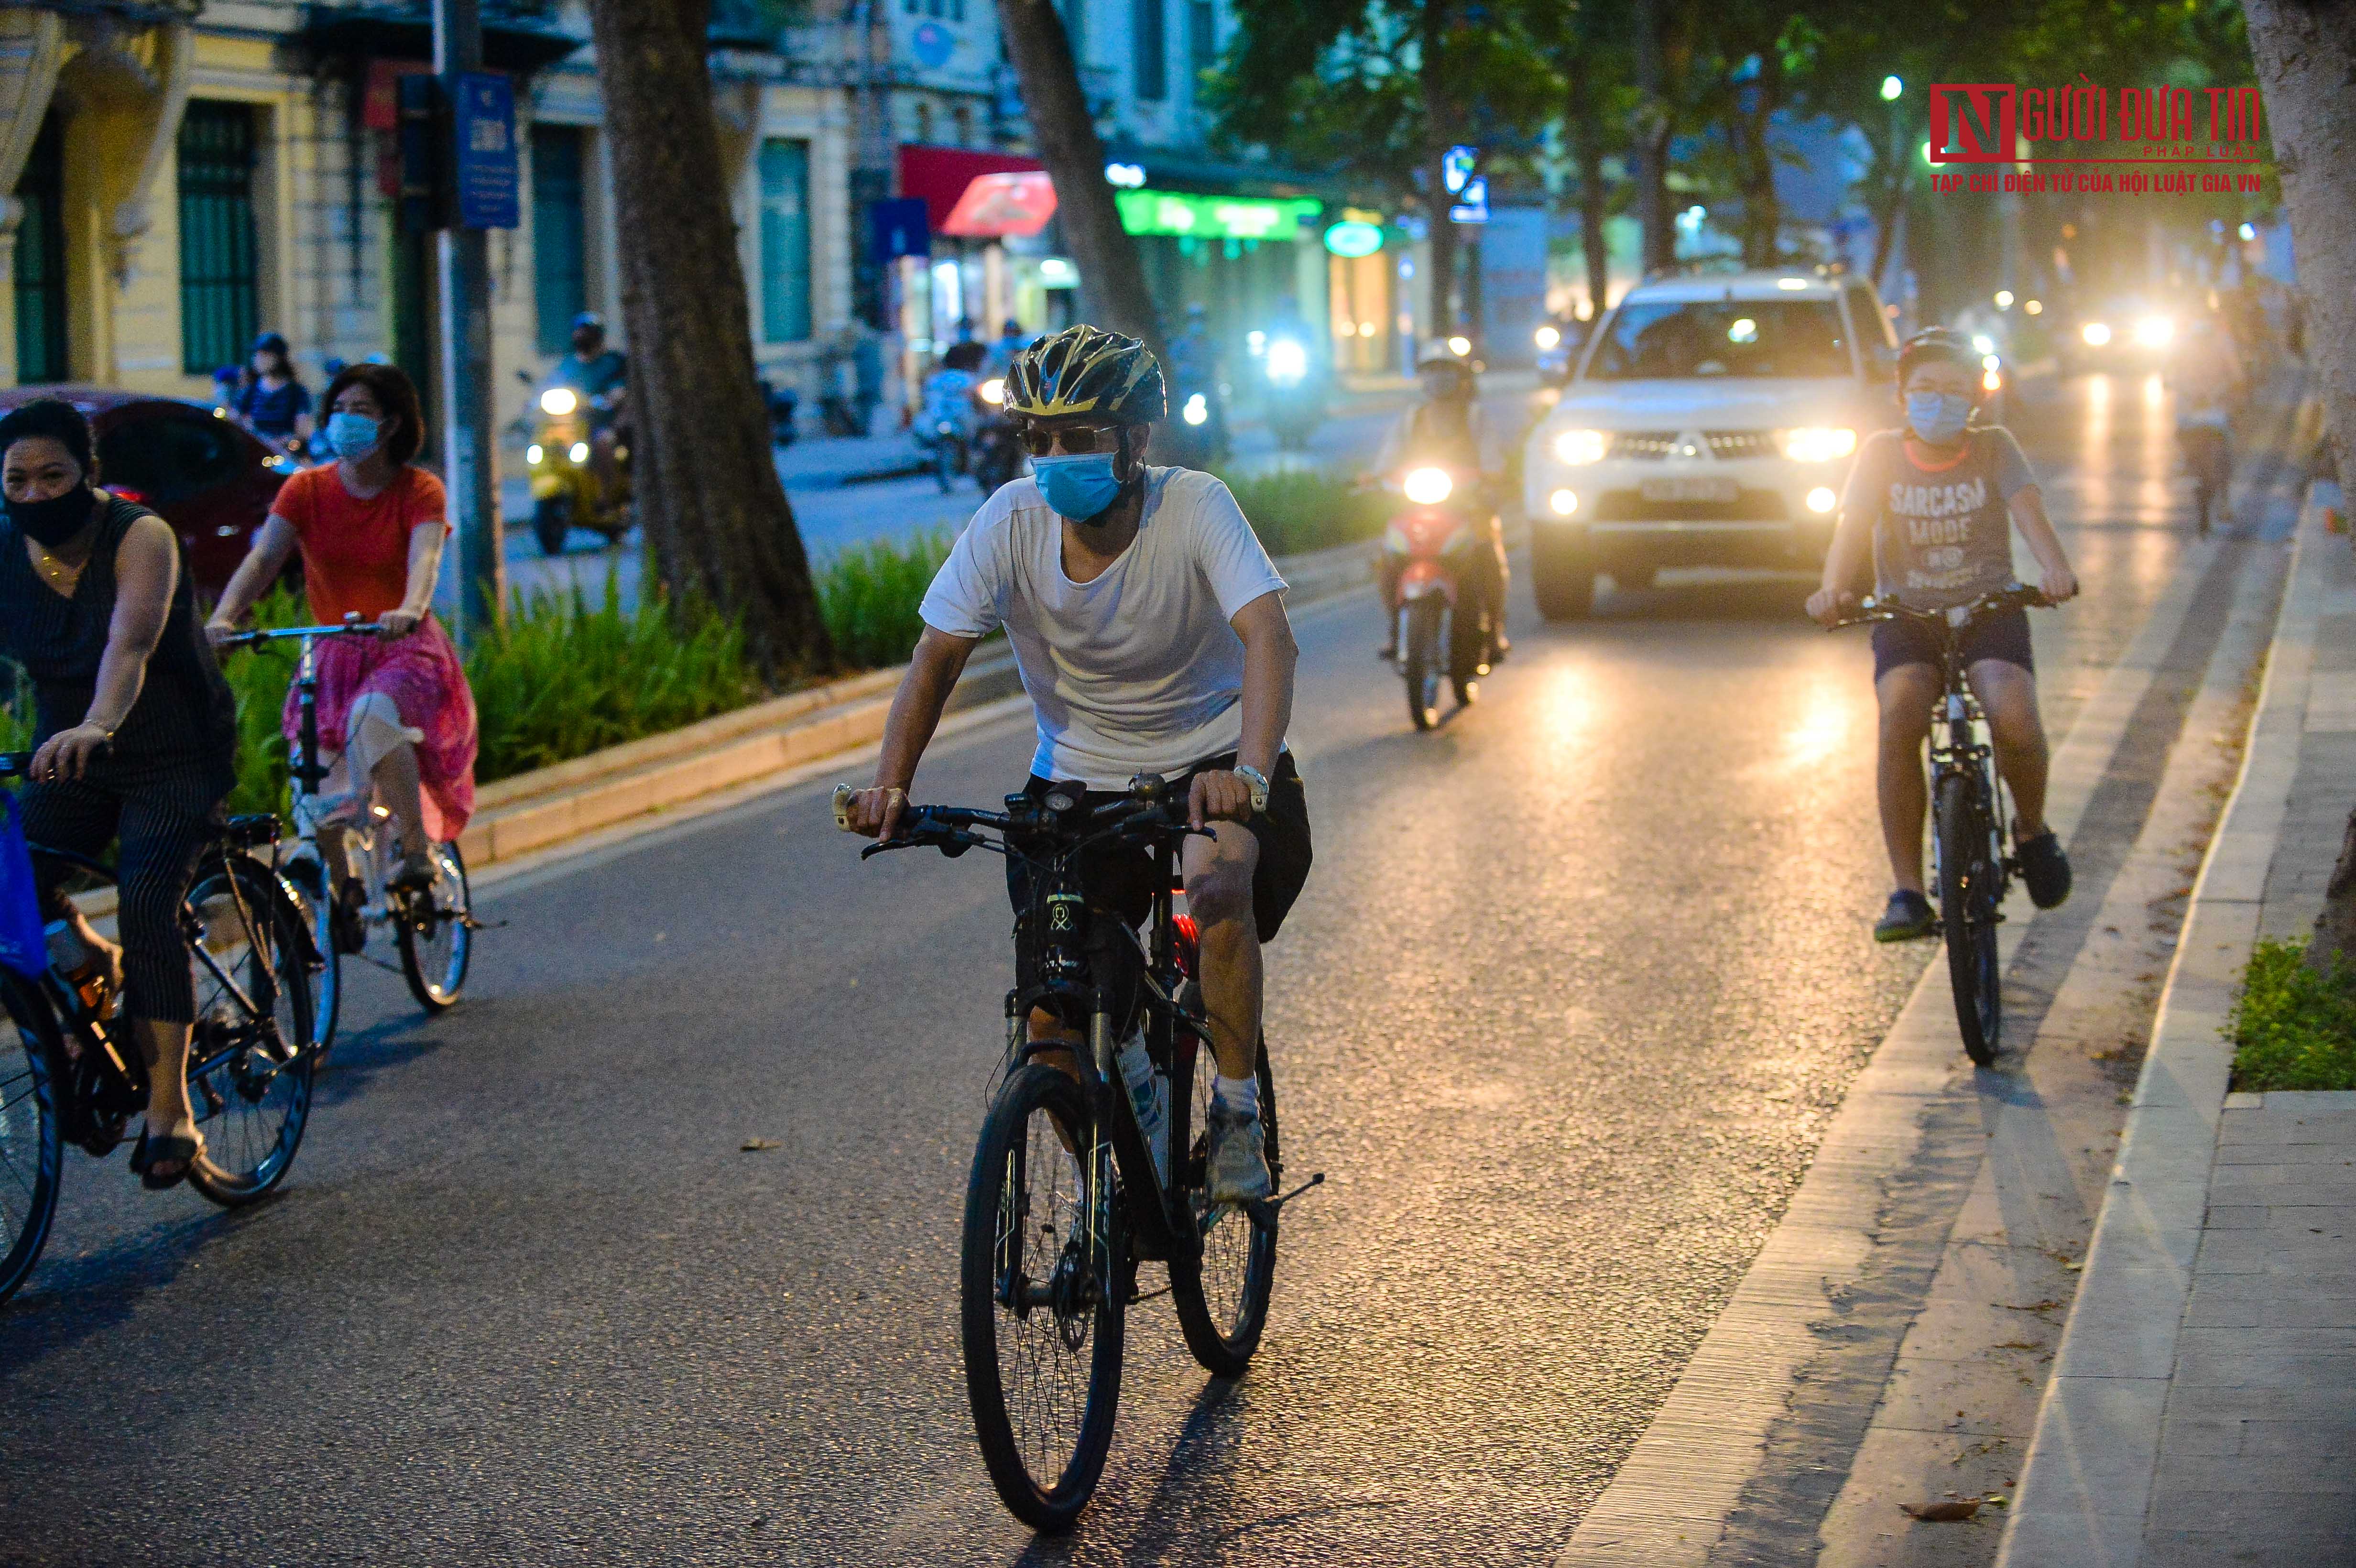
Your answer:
[1421,0,1458,338]
[997,0,1164,360]
[1631,0,1670,273]
[1736,61,1782,267]
[583,0,833,679]
[2243,0,2356,974]
[1565,57,1612,315]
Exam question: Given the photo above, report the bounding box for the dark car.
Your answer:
[0,385,297,596]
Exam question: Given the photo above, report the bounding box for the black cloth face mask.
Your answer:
[8,484,97,549]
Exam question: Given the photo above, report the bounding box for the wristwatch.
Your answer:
[1232,763,1271,815]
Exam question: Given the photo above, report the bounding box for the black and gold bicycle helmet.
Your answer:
[1897,326,1976,383]
[1004,324,1167,425]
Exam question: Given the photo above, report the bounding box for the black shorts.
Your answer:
[1871,605,2034,682]
[1004,750,1313,944]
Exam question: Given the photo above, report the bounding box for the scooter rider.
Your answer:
[837,324,1311,1204]
[1374,347,1510,661]
[552,312,628,493]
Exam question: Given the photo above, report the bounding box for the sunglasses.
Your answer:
[1019,425,1125,458]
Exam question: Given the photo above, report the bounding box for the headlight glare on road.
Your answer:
[2082,321,2112,347]
[1806,486,1838,513]
[1403,467,1454,505]
[540,387,578,416]
[1554,428,1608,465]
[1535,324,1560,350]
[1779,427,1856,463]
[568,441,590,465]
[2133,315,2174,348]
[1549,488,1578,515]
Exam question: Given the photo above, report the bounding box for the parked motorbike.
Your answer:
[971,376,1024,497]
[520,371,633,556]
[1383,465,1499,731]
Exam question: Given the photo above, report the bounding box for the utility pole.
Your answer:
[433,0,503,644]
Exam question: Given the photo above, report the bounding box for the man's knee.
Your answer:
[1185,831,1258,933]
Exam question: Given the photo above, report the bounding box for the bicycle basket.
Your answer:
[0,792,47,978]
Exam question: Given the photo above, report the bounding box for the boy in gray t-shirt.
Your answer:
[1807,329,2081,945]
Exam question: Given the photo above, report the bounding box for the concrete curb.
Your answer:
[450,532,1380,872]
[1993,500,2326,1565]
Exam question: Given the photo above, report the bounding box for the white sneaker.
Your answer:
[1206,1104,1272,1203]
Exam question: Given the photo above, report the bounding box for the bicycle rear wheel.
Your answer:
[1167,1028,1280,1377]
[395,841,472,1013]
[1937,772,2003,1066]
[185,858,316,1208]
[960,1063,1124,1532]
[0,980,63,1306]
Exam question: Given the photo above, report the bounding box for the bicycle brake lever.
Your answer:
[859,838,915,860]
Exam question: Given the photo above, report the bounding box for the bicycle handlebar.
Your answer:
[1822,583,2048,632]
[834,780,1211,862]
[217,619,387,650]
[0,752,29,780]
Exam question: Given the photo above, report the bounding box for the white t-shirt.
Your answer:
[919,466,1288,787]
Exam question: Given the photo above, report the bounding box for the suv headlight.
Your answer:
[1779,426,1857,463]
[1553,428,1608,465]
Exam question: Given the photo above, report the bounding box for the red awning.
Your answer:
[942,171,1057,238]
[898,144,1046,234]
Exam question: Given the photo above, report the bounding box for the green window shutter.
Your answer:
[758,139,812,345]
[11,111,67,383]
[176,101,260,377]
[531,125,587,355]
[1133,0,1166,100]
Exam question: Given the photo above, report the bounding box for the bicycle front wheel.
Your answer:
[284,856,341,1057]
[1937,772,2003,1066]
[396,841,472,1013]
[0,980,63,1306]
[1167,1028,1280,1377]
[960,1063,1124,1532]
[185,858,316,1208]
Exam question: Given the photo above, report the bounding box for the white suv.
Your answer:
[1522,270,1898,617]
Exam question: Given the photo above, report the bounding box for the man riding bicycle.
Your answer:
[839,324,1309,1202]
[1807,327,2079,942]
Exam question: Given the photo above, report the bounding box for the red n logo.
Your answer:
[1929,85,2016,163]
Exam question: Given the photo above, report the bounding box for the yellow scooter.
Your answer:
[521,375,633,556]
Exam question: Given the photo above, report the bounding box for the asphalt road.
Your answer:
[0,372,2208,1565]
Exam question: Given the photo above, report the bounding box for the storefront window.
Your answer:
[759,138,814,344]
[1134,0,1167,100]
[531,125,588,355]
[177,101,261,377]
[13,112,66,384]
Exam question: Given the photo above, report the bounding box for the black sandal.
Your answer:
[130,1127,202,1191]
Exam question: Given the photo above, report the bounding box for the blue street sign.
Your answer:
[1449,175,1489,225]
[870,197,931,261]
[452,72,519,230]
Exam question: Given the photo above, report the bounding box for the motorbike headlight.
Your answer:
[1183,393,1208,425]
[540,387,578,416]
[1266,339,1308,382]
[568,441,590,465]
[1446,336,1472,357]
[2081,321,2112,347]
[526,443,544,466]
[980,378,1006,405]
[1534,325,1561,351]
[1553,428,1608,465]
[2133,314,2174,348]
[1778,426,1857,463]
[1403,467,1453,505]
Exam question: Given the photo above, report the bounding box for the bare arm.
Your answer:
[36,516,177,781]
[207,513,301,635]
[2007,484,2079,603]
[381,520,446,637]
[841,626,981,840]
[1189,589,1297,828]
[1807,495,1877,624]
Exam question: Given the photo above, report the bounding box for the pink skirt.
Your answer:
[282,614,479,842]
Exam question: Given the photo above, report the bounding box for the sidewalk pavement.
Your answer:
[1999,494,2356,1565]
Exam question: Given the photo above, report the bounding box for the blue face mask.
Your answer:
[1904,392,1973,445]
[326,411,382,461]
[1031,452,1125,522]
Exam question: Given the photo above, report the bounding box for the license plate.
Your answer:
[1639,476,1740,503]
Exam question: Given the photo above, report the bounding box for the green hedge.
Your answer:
[2229,938,2356,1091]
[1217,468,1388,556]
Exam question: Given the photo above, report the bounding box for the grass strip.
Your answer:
[2228,937,2356,1092]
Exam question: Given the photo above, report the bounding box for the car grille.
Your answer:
[1607,430,1681,460]
[1704,430,1776,460]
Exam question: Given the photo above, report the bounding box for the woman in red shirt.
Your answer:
[208,363,478,886]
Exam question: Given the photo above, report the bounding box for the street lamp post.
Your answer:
[432,0,502,646]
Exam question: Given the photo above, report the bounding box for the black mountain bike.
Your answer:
[0,753,319,1306]
[1829,585,2046,1066]
[839,774,1317,1531]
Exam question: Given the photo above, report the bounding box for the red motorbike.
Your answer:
[1382,465,1500,730]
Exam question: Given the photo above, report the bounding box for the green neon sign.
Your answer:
[1323,220,1385,257]
[1115,189,1321,241]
